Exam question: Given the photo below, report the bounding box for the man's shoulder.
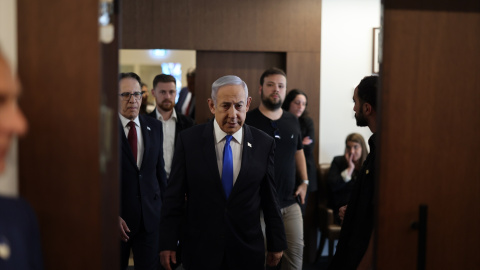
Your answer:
[245,124,273,143]
[281,110,298,121]
[140,114,162,129]
[177,113,195,128]
[147,109,156,119]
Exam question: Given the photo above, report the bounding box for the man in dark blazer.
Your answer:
[148,74,194,179]
[174,68,195,120]
[159,75,287,270]
[118,72,167,270]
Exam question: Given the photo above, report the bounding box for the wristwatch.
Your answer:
[303,180,309,185]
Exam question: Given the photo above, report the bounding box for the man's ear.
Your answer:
[207,98,216,115]
[151,89,155,96]
[363,102,372,116]
[259,86,263,95]
[245,96,252,112]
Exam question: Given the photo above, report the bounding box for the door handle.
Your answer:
[410,204,428,270]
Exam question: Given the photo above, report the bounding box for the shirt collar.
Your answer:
[156,108,178,122]
[213,119,243,144]
[119,113,140,128]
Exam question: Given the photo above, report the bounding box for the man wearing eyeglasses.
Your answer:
[245,67,308,270]
[148,74,194,179]
[118,72,167,270]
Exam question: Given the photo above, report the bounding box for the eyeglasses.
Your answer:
[119,91,145,101]
[270,121,281,139]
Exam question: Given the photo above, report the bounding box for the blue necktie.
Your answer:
[222,135,233,198]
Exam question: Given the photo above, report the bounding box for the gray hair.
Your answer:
[211,75,248,105]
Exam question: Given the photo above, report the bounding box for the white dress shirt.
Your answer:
[119,114,144,168]
[213,120,243,184]
[155,109,177,178]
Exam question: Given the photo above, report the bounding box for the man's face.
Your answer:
[0,58,28,172]
[152,82,176,112]
[209,84,251,135]
[353,87,368,127]
[119,77,141,120]
[260,74,286,110]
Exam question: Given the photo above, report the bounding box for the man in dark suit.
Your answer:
[148,74,194,179]
[175,68,195,120]
[0,50,43,270]
[159,75,287,270]
[118,72,167,270]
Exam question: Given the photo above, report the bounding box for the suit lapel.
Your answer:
[202,121,225,197]
[119,119,137,167]
[230,124,254,197]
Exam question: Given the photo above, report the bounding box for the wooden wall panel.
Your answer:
[286,52,321,161]
[121,0,321,52]
[377,4,480,269]
[18,0,119,269]
[195,51,286,124]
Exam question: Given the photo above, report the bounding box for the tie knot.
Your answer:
[225,135,233,145]
[127,121,136,129]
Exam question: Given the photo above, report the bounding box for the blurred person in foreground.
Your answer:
[0,50,43,270]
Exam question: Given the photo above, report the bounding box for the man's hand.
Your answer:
[119,217,130,242]
[160,250,176,270]
[266,251,283,267]
[339,205,347,223]
[302,136,313,145]
[295,183,307,204]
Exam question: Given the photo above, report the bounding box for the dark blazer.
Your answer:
[174,87,189,113]
[159,121,287,270]
[148,108,195,148]
[119,114,167,234]
[0,196,43,270]
[175,87,195,119]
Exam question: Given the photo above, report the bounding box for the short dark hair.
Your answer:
[282,89,308,117]
[119,72,142,86]
[259,67,286,86]
[153,74,176,89]
[357,75,378,110]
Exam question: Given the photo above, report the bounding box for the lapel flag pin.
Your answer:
[247,142,252,148]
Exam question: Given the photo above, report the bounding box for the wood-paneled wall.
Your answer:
[377,0,480,268]
[17,0,119,269]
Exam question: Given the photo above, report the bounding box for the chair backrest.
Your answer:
[317,163,330,207]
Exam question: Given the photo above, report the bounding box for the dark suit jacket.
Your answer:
[174,87,189,113]
[148,108,195,149]
[0,196,43,270]
[159,121,287,270]
[119,114,167,234]
[175,87,195,120]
